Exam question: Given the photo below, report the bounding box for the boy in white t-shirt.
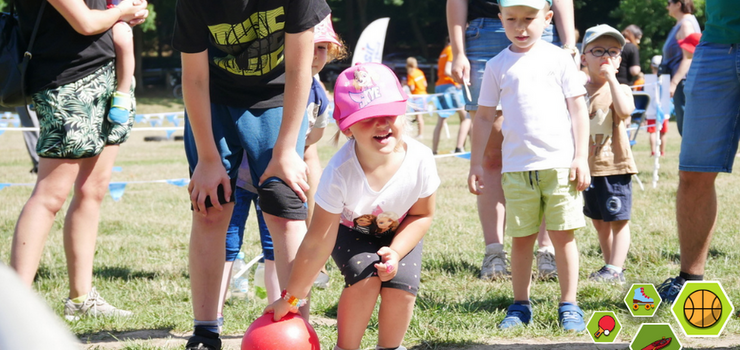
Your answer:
[477,0,590,332]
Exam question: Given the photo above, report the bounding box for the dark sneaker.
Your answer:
[558,303,585,332]
[498,303,532,329]
[657,276,685,304]
[588,265,625,283]
[185,329,221,350]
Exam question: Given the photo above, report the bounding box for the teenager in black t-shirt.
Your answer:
[172,1,330,348]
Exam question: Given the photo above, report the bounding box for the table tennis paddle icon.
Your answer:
[594,315,615,338]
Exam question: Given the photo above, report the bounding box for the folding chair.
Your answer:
[628,92,651,147]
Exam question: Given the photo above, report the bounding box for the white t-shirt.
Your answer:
[478,41,587,173]
[315,137,440,230]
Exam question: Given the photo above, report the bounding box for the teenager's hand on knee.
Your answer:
[569,158,591,192]
[189,160,231,215]
[260,149,309,202]
[375,247,400,282]
[468,165,485,195]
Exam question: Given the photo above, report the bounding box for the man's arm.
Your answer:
[447,0,469,85]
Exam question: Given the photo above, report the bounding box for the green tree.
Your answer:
[611,0,705,72]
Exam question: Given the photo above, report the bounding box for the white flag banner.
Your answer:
[351,17,390,65]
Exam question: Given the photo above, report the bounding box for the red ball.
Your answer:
[241,313,320,350]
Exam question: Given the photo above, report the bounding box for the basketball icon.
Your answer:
[683,289,722,328]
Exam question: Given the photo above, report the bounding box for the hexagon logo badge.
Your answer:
[630,323,682,350]
[587,311,621,343]
[625,283,661,317]
[671,281,735,337]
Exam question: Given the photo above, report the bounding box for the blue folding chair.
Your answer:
[628,92,651,148]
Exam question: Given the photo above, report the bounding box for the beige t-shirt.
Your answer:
[586,83,638,177]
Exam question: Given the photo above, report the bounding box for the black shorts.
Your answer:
[331,225,422,295]
[583,174,633,222]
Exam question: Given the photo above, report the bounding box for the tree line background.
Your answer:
[2,0,705,89]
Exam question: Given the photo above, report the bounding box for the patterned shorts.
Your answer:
[32,61,135,159]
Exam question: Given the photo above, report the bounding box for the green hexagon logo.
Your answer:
[630,323,682,350]
[671,281,735,337]
[625,283,661,317]
[586,311,621,343]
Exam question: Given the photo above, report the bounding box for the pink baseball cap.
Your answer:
[678,32,702,53]
[333,63,408,131]
[314,15,341,46]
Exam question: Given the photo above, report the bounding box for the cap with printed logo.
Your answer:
[333,63,408,131]
[314,14,341,46]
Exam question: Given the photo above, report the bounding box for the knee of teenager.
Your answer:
[257,178,307,221]
[74,183,109,203]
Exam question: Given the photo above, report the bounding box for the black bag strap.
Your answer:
[17,0,47,112]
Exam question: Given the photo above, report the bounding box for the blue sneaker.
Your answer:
[558,303,585,332]
[498,303,532,329]
[657,277,685,304]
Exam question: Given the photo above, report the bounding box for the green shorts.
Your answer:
[32,61,134,159]
[502,168,585,237]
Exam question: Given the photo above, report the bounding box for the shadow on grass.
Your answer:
[93,266,159,280]
[424,255,481,279]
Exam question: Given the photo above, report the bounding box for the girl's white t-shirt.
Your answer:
[315,137,440,228]
[478,41,587,173]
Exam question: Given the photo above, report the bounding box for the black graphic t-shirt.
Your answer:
[172,0,331,108]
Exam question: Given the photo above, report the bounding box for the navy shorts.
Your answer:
[331,225,422,296]
[583,174,633,222]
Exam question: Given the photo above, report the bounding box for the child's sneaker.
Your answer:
[558,302,585,332]
[108,91,131,124]
[535,246,557,280]
[186,328,221,350]
[657,276,685,304]
[63,287,132,321]
[480,243,510,280]
[498,303,532,329]
[588,265,625,283]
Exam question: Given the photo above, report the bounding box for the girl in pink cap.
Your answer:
[266,62,440,350]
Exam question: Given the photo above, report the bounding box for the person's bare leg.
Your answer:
[536,220,552,248]
[11,158,81,286]
[304,144,322,228]
[456,111,471,151]
[262,214,309,316]
[377,288,416,349]
[548,230,579,303]
[677,171,718,275]
[592,219,613,264]
[336,278,380,350]
[416,115,425,138]
[264,259,281,303]
[112,22,134,93]
[649,132,657,155]
[64,145,119,298]
[511,234,537,301]
[607,220,630,269]
[660,133,667,155]
[217,261,233,316]
[479,113,506,245]
[432,117,446,154]
[190,204,233,322]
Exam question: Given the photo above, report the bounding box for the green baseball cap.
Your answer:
[499,0,553,9]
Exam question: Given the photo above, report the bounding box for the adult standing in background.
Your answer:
[432,38,471,155]
[446,0,576,281]
[11,0,148,319]
[663,0,701,135]
[618,25,642,86]
[658,0,740,303]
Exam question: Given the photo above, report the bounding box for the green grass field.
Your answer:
[1,99,739,350]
